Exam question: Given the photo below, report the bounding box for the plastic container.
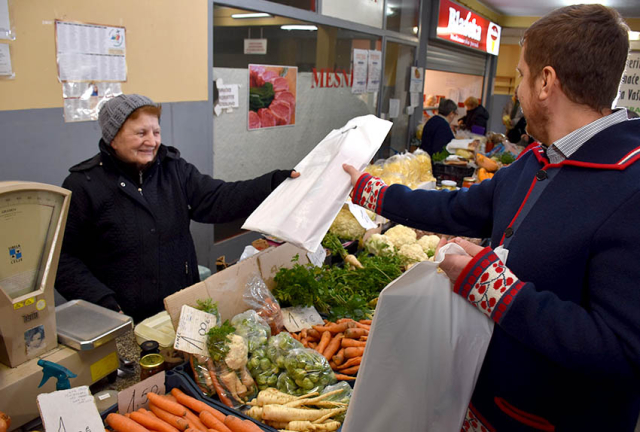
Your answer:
[134,311,182,366]
[441,180,457,191]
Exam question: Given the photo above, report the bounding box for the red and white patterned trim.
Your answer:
[454,247,525,323]
[461,404,495,432]
[352,173,388,214]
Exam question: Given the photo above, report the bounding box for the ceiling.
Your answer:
[478,0,640,18]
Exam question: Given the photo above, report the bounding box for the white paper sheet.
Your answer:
[0,0,11,40]
[367,50,382,93]
[352,49,368,94]
[0,43,12,76]
[389,98,400,118]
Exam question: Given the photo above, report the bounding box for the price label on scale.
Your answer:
[173,305,217,356]
[282,306,324,332]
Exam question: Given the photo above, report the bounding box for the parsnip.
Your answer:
[254,388,318,406]
[262,406,345,423]
[246,405,263,421]
[287,420,341,431]
[284,389,344,408]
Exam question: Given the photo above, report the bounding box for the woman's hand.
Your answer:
[342,164,362,188]
[436,237,485,283]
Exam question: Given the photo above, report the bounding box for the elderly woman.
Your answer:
[458,96,490,134]
[55,94,298,322]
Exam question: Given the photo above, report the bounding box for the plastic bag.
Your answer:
[342,243,494,432]
[321,382,353,422]
[230,310,271,353]
[242,115,393,252]
[247,346,280,391]
[281,348,337,395]
[189,353,216,396]
[244,274,285,335]
[266,332,304,369]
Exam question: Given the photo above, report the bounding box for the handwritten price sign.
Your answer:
[117,372,165,414]
[37,386,104,432]
[173,305,217,356]
[282,306,324,332]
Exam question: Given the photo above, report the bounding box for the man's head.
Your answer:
[438,99,458,122]
[520,4,629,114]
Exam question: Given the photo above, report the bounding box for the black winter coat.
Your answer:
[55,140,279,322]
[460,104,490,132]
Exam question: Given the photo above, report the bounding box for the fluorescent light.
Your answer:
[413,26,419,35]
[386,6,395,16]
[630,31,640,41]
[280,25,318,31]
[231,13,272,19]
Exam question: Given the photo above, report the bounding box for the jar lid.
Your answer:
[140,353,165,369]
[441,180,457,186]
[463,177,476,181]
[140,340,160,355]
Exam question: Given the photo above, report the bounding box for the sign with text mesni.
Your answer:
[436,0,501,56]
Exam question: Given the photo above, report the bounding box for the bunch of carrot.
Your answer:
[290,318,370,380]
[104,388,262,432]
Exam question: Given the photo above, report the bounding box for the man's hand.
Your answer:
[342,164,362,188]
[436,237,485,283]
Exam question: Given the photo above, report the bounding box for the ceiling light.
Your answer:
[413,26,418,35]
[281,25,318,31]
[630,31,640,41]
[231,13,272,19]
[386,6,395,16]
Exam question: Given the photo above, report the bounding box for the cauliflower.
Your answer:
[417,235,441,257]
[328,206,366,240]
[365,233,395,256]
[398,243,429,264]
[385,225,417,249]
[225,334,249,370]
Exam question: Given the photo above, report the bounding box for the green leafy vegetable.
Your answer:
[196,298,219,315]
[249,82,274,112]
[206,320,236,362]
[500,152,516,165]
[432,149,451,163]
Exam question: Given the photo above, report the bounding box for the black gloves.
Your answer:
[271,169,297,190]
[99,295,122,313]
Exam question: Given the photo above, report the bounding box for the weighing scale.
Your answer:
[0,181,131,430]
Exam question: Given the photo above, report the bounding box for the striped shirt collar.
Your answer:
[546,109,629,164]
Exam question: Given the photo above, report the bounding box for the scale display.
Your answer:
[0,190,64,299]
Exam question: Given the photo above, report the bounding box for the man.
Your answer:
[420,98,457,156]
[344,5,640,430]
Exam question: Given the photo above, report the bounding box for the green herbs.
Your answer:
[249,82,275,111]
[272,252,403,321]
[206,320,236,362]
[322,232,347,259]
[500,152,516,165]
[432,149,451,163]
[196,298,219,316]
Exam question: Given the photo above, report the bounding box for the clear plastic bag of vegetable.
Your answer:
[283,348,337,395]
[189,353,216,396]
[276,370,300,395]
[244,274,285,335]
[230,310,271,354]
[247,346,280,391]
[266,332,304,369]
[321,382,353,422]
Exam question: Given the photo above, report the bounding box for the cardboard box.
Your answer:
[164,242,309,329]
[0,339,119,431]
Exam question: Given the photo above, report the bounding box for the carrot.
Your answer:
[355,322,371,330]
[164,394,179,403]
[338,365,360,375]
[184,407,208,431]
[306,328,321,340]
[199,411,231,432]
[207,359,235,407]
[224,416,261,432]
[341,338,366,348]
[334,373,357,381]
[106,413,151,432]
[184,429,200,432]
[337,356,362,370]
[316,331,332,354]
[344,346,365,358]
[148,393,187,417]
[130,411,180,432]
[332,348,345,366]
[170,388,226,422]
[344,328,368,339]
[149,403,190,431]
[360,335,368,341]
[308,341,317,349]
[359,319,372,325]
[329,360,338,370]
[322,333,343,361]
[290,332,301,341]
[300,329,308,340]
[312,321,355,334]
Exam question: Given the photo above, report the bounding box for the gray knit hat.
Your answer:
[98,94,158,144]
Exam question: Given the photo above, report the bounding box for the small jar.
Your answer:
[462,177,476,188]
[140,353,165,381]
[140,340,160,357]
[441,180,457,191]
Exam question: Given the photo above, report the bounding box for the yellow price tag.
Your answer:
[14,302,24,310]
[25,297,35,306]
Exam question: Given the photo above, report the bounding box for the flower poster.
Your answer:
[248,64,297,130]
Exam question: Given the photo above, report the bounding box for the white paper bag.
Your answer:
[342,244,494,432]
[242,115,392,252]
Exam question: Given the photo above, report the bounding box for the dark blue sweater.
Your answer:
[354,119,640,430]
[420,115,455,156]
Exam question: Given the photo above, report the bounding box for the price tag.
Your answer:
[346,201,378,230]
[37,386,104,432]
[117,371,165,414]
[306,245,327,268]
[282,306,324,332]
[174,305,217,356]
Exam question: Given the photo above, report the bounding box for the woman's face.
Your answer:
[31,332,43,348]
[110,112,161,170]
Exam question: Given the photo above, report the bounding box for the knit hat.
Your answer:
[98,94,157,144]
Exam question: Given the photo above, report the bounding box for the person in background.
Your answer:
[55,94,299,322]
[506,115,532,146]
[501,89,523,132]
[458,96,490,133]
[344,4,640,430]
[419,98,457,156]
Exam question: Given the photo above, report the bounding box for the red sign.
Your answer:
[436,0,501,56]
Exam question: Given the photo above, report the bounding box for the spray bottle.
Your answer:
[37,359,77,391]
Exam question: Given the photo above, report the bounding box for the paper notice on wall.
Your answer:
[0,0,11,40]
[62,82,122,122]
[367,50,382,93]
[410,67,424,93]
[218,84,239,108]
[410,92,420,108]
[616,51,640,115]
[37,386,104,432]
[55,20,127,82]
[389,98,400,119]
[0,43,12,76]
[352,49,368,94]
